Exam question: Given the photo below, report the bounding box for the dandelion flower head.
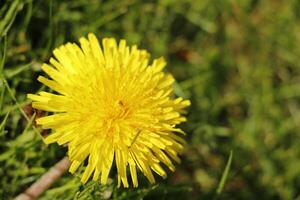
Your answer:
[28,33,190,187]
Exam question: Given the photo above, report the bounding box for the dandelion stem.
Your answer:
[15,157,70,200]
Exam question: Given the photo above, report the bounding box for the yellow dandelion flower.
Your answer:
[28,33,190,187]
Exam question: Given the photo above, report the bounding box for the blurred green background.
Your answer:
[1,0,300,199]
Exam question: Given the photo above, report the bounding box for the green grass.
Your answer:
[2,0,300,199]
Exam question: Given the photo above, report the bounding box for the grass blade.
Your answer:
[216,150,233,195]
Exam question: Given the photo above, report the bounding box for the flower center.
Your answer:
[107,100,130,121]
